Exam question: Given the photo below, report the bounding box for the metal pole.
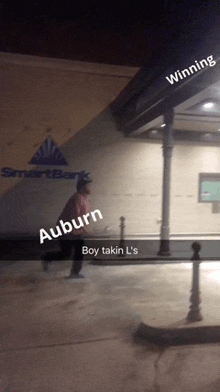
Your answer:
[119,216,125,257]
[187,242,203,322]
[158,109,174,256]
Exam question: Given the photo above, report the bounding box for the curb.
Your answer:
[134,322,220,346]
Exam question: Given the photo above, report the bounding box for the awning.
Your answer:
[111,21,220,143]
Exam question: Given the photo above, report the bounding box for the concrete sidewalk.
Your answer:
[1,260,220,391]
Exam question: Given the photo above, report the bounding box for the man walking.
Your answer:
[41,178,92,278]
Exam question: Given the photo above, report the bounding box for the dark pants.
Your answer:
[43,236,84,275]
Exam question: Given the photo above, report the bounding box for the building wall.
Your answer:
[0,52,139,195]
[171,145,220,234]
[1,53,220,238]
[0,108,163,236]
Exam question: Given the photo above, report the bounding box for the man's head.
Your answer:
[76,179,92,194]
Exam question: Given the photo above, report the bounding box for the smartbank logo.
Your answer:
[1,137,91,181]
[29,137,67,166]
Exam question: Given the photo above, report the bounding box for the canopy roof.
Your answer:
[111,19,220,144]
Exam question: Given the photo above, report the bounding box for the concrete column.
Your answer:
[158,109,174,256]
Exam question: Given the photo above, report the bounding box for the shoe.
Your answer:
[76,273,85,279]
[69,273,85,279]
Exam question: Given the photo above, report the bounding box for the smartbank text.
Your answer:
[1,167,90,180]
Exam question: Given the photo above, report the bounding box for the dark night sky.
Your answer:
[1,0,219,66]
[2,0,211,26]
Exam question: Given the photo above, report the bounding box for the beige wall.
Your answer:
[1,53,220,237]
[0,52,138,195]
[171,145,220,234]
[1,106,220,236]
[62,126,220,236]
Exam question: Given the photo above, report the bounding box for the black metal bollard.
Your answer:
[119,216,125,257]
[187,241,203,322]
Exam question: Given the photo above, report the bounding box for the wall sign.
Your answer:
[29,137,67,166]
[1,137,91,181]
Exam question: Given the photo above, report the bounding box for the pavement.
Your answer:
[1,259,220,391]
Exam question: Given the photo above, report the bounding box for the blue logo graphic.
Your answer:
[29,137,67,166]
